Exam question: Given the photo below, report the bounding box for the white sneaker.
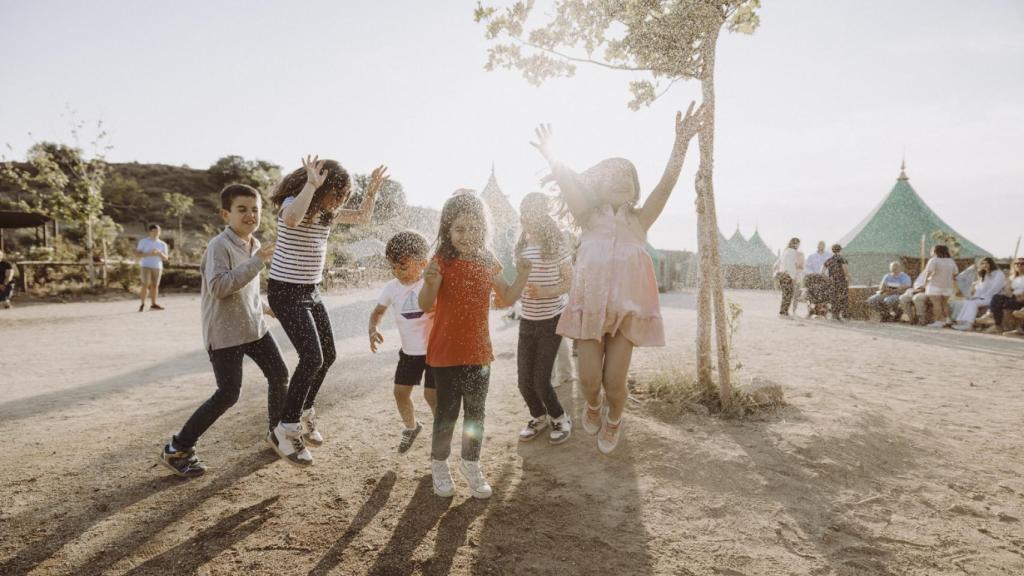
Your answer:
[301,408,323,447]
[926,321,946,328]
[597,416,623,454]
[581,402,602,435]
[518,416,548,442]
[431,459,456,498]
[549,414,572,445]
[459,460,493,499]
[270,422,313,467]
[952,322,973,331]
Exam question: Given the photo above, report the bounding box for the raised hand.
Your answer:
[675,101,706,145]
[366,165,389,197]
[302,155,327,189]
[530,124,556,166]
[516,257,533,277]
[257,240,276,263]
[369,328,383,353]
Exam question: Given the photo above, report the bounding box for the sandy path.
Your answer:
[0,288,1021,575]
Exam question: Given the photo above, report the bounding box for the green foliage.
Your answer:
[930,230,962,258]
[344,174,408,225]
[208,155,281,191]
[475,0,760,108]
[0,141,107,226]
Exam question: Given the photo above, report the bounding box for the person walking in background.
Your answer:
[922,244,958,328]
[823,244,850,321]
[866,261,912,321]
[774,237,802,318]
[0,249,16,309]
[135,224,169,311]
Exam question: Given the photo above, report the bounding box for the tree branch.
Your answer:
[510,35,651,73]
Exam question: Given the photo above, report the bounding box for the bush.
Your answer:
[160,268,202,291]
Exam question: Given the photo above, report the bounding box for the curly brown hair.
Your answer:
[270,160,351,226]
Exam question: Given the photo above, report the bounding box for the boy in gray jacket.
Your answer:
[160,184,285,477]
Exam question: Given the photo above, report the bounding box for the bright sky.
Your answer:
[2,1,1022,256]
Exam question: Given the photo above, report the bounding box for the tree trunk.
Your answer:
[695,185,713,394]
[85,217,96,287]
[695,26,732,409]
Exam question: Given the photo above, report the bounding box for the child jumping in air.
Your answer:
[160,184,285,477]
[267,155,387,466]
[419,191,532,499]
[532,102,704,454]
[368,230,438,454]
[515,192,574,445]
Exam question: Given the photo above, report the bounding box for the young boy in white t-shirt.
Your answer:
[368,230,437,453]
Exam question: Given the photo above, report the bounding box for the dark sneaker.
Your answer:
[138,303,145,312]
[150,304,165,311]
[269,423,313,467]
[397,422,423,454]
[159,443,207,478]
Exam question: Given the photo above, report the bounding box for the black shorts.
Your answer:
[394,350,435,389]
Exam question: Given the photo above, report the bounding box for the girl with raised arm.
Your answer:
[267,155,387,466]
[531,103,704,454]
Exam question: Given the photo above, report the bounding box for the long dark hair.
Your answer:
[516,192,566,260]
[977,256,997,280]
[270,160,351,226]
[933,244,951,259]
[555,157,640,230]
[433,192,493,262]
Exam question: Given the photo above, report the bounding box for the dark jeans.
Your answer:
[517,315,565,419]
[174,332,289,450]
[431,365,490,461]
[990,294,1024,324]
[831,280,850,318]
[0,282,13,302]
[778,273,794,314]
[268,280,337,423]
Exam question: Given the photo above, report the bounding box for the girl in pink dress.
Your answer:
[531,102,704,453]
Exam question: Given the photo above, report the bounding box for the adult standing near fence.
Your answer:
[136,224,169,312]
[0,249,16,309]
[774,237,802,318]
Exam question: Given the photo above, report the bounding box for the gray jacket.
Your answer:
[201,227,268,351]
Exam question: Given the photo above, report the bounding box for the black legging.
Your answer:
[778,273,794,315]
[517,315,565,419]
[431,365,489,461]
[175,332,289,450]
[268,279,337,423]
[990,293,1024,324]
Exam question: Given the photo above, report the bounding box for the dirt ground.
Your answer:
[1,287,1022,575]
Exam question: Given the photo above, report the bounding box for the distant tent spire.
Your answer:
[898,156,908,181]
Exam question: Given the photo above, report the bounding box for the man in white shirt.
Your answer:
[135,224,170,311]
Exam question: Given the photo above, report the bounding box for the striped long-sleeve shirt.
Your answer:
[268,196,332,285]
[519,245,572,320]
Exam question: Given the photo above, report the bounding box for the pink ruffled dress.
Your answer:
[556,205,664,346]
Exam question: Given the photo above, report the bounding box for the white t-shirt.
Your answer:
[1012,275,1024,296]
[805,251,829,275]
[924,257,959,296]
[377,277,432,356]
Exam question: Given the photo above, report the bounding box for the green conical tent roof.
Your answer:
[839,163,989,258]
[747,229,777,266]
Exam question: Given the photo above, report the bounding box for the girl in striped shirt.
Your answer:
[266,155,387,466]
[515,193,574,445]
